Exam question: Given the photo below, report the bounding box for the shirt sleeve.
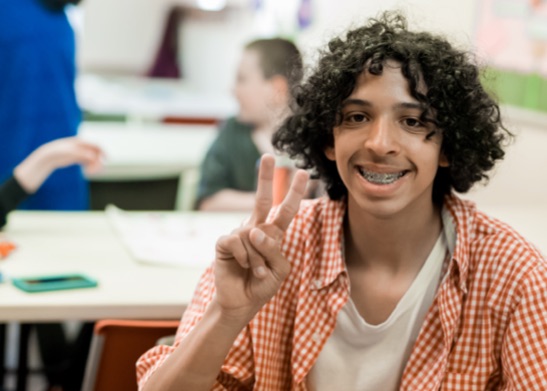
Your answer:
[0,176,30,228]
[136,266,255,391]
[500,261,547,390]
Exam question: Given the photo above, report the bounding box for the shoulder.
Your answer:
[207,118,253,151]
[475,208,546,295]
[446,195,546,297]
[0,0,70,42]
[218,117,254,137]
[446,195,544,262]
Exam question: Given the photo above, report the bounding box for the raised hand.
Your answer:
[213,154,309,319]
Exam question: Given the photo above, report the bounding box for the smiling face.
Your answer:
[325,62,448,220]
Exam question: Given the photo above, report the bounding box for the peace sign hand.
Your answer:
[213,154,309,321]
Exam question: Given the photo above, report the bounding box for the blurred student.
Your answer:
[196,38,303,211]
[137,12,546,390]
[0,0,87,211]
[0,137,102,391]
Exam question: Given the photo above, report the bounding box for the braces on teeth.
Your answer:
[361,170,404,184]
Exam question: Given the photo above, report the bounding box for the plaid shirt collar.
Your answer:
[443,194,477,295]
[309,197,347,291]
[310,194,473,293]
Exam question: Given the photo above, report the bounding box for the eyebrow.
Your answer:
[341,99,426,111]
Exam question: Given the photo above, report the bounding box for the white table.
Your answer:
[79,121,218,181]
[0,211,247,322]
[0,210,246,390]
[79,121,219,210]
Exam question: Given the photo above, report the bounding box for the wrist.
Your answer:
[209,299,259,327]
[13,148,55,193]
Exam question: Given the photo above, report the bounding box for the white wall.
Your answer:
[78,0,480,93]
[78,0,172,74]
[177,8,255,95]
[462,108,547,207]
[297,0,478,56]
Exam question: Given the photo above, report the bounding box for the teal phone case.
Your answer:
[12,273,98,293]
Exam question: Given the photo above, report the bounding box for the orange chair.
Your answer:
[81,319,180,391]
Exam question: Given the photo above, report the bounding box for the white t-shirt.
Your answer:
[307,212,455,391]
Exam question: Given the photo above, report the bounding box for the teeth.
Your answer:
[359,169,405,184]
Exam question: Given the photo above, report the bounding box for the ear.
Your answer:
[325,145,336,161]
[268,75,289,102]
[438,152,449,168]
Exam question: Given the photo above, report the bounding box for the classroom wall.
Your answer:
[78,0,479,94]
[462,108,547,207]
[78,0,172,74]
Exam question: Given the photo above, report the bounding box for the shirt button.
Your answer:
[314,279,322,289]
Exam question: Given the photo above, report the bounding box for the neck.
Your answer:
[252,105,290,154]
[344,197,443,274]
[251,125,276,154]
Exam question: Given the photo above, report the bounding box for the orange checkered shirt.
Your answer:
[137,195,547,390]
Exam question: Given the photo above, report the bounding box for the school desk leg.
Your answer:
[16,324,30,391]
[0,323,5,390]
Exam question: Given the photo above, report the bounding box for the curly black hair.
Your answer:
[273,11,513,204]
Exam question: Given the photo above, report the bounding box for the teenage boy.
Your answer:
[196,38,303,211]
[138,12,547,391]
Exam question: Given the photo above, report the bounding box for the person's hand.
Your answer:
[14,137,104,193]
[213,154,309,321]
[35,137,104,175]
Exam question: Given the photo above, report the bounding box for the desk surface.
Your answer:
[0,211,246,322]
[80,122,218,181]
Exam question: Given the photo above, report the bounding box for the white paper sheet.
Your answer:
[106,205,247,267]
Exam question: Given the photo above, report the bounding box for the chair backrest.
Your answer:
[82,319,180,391]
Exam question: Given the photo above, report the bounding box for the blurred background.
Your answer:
[70,0,547,209]
[2,1,547,390]
[75,0,547,107]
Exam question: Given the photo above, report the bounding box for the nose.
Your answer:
[363,117,400,156]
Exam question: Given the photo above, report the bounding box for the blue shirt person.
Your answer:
[0,0,87,210]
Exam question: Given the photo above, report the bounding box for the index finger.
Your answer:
[251,154,275,224]
[272,169,309,232]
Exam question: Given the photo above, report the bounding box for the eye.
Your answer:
[343,112,368,124]
[401,117,431,134]
[403,117,424,128]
